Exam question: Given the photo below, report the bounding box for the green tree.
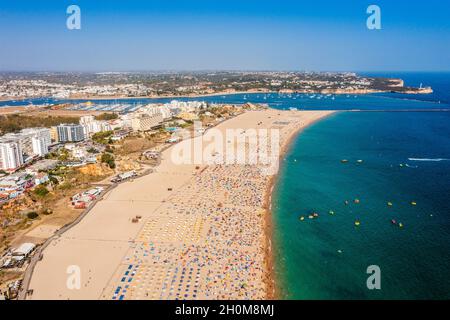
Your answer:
[33,185,49,198]
[49,175,59,186]
[27,211,39,220]
[92,131,113,144]
[101,153,116,169]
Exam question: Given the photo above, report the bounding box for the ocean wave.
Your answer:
[408,158,450,162]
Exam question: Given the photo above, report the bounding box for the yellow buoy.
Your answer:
[399,223,404,228]
[355,220,361,227]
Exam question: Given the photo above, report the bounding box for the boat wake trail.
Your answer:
[408,158,450,162]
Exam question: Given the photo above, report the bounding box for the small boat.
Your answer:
[344,200,349,205]
[341,159,349,163]
[391,219,397,225]
[308,215,314,219]
[313,212,319,218]
[399,223,404,228]
[354,220,361,227]
[354,199,360,204]
[411,201,417,206]
[387,202,393,207]
[299,216,305,221]
[357,160,363,163]
[329,210,335,215]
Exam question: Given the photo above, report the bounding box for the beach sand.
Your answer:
[27,109,334,300]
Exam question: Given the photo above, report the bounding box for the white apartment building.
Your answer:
[21,128,51,157]
[0,139,24,171]
[80,115,95,125]
[57,124,85,142]
[1,128,51,159]
[31,136,49,157]
[80,115,113,137]
[119,114,134,129]
[141,105,173,120]
[131,113,163,132]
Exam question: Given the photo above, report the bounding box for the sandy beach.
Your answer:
[26,109,334,300]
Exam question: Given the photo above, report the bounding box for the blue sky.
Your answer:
[1,0,449,71]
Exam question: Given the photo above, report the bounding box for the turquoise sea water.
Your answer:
[272,73,450,299]
[272,111,450,299]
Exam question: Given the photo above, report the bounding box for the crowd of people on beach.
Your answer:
[101,112,305,300]
[103,163,269,300]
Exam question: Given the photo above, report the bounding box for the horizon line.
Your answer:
[1,70,450,74]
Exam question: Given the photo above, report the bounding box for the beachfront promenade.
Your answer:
[26,109,333,300]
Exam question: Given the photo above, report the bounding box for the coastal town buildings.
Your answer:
[21,128,52,157]
[131,113,163,132]
[0,169,49,203]
[0,72,433,102]
[71,186,104,209]
[0,139,24,171]
[56,124,85,142]
[0,128,51,162]
[140,104,173,119]
[79,115,112,137]
[49,127,58,143]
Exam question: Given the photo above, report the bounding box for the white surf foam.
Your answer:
[408,158,450,162]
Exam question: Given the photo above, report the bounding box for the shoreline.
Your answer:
[24,109,335,300]
[0,86,434,107]
[263,111,337,300]
[64,90,274,100]
[45,87,436,100]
